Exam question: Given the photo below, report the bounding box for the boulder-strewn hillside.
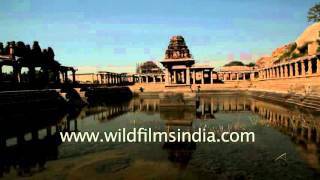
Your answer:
[255,22,320,68]
[296,22,320,55]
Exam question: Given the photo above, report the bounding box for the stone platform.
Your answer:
[163,84,193,92]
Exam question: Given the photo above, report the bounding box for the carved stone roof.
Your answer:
[164,35,192,60]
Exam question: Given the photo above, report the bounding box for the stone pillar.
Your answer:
[181,71,186,84]
[280,66,283,78]
[201,70,204,84]
[284,65,288,78]
[105,74,108,84]
[243,73,246,80]
[173,70,177,84]
[186,66,190,85]
[165,68,170,85]
[146,75,149,83]
[106,73,110,85]
[193,70,196,84]
[249,72,253,80]
[153,75,156,83]
[160,75,163,83]
[266,69,270,79]
[295,62,299,76]
[289,64,293,77]
[236,73,239,80]
[266,69,269,79]
[111,74,114,84]
[301,61,306,76]
[308,59,313,75]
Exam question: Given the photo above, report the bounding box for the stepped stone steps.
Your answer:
[0,90,66,109]
[304,95,319,98]
[251,91,320,111]
[301,101,320,108]
[299,104,320,111]
[286,95,303,105]
[303,98,320,104]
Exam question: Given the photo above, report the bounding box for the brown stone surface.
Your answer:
[255,56,273,68]
[271,43,295,59]
[296,22,320,51]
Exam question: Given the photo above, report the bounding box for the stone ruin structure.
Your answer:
[0,41,76,86]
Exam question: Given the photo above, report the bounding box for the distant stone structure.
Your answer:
[160,35,216,86]
[136,61,162,74]
[0,41,76,86]
[129,23,320,98]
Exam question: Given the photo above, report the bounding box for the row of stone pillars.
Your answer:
[134,74,164,83]
[259,57,320,79]
[0,64,75,84]
[98,73,127,85]
[165,69,253,85]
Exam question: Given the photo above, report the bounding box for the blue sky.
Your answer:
[0,0,318,72]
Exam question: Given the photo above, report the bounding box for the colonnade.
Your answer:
[147,68,255,85]
[217,71,254,81]
[134,74,165,83]
[259,56,320,80]
[98,72,128,85]
[0,62,76,84]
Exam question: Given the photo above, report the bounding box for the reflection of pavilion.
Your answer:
[160,104,197,169]
[0,105,79,177]
[128,96,253,121]
[84,104,130,122]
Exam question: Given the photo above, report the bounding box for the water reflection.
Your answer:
[0,106,80,177]
[1,94,320,178]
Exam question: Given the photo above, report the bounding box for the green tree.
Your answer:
[308,3,320,22]
[224,61,244,67]
[247,62,256,67]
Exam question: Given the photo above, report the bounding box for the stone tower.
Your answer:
[165,35,192,59]
[161,35,195,86]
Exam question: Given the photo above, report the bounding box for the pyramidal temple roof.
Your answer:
[164,35,193,60]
